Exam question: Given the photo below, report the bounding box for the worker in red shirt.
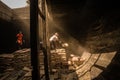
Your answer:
[16,31,24,49]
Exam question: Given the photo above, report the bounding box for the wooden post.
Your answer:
[30,0,40,80]
[41,0,50,79]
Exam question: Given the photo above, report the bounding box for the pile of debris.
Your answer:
[0,49,32,80]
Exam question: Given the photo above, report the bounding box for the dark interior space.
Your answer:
[0,0,120,79]
[0,18,30,53]
[0,19,17,53]
[46,0,120,79]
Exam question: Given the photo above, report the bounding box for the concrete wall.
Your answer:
[0,1,12,21]
[0,1,30,53]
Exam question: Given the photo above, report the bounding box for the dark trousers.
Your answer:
[50,41,56,50]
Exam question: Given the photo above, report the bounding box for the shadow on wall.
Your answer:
[0,18,30,53]
[0,19,16,53]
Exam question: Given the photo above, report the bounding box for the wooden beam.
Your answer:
[30,0,40,80]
